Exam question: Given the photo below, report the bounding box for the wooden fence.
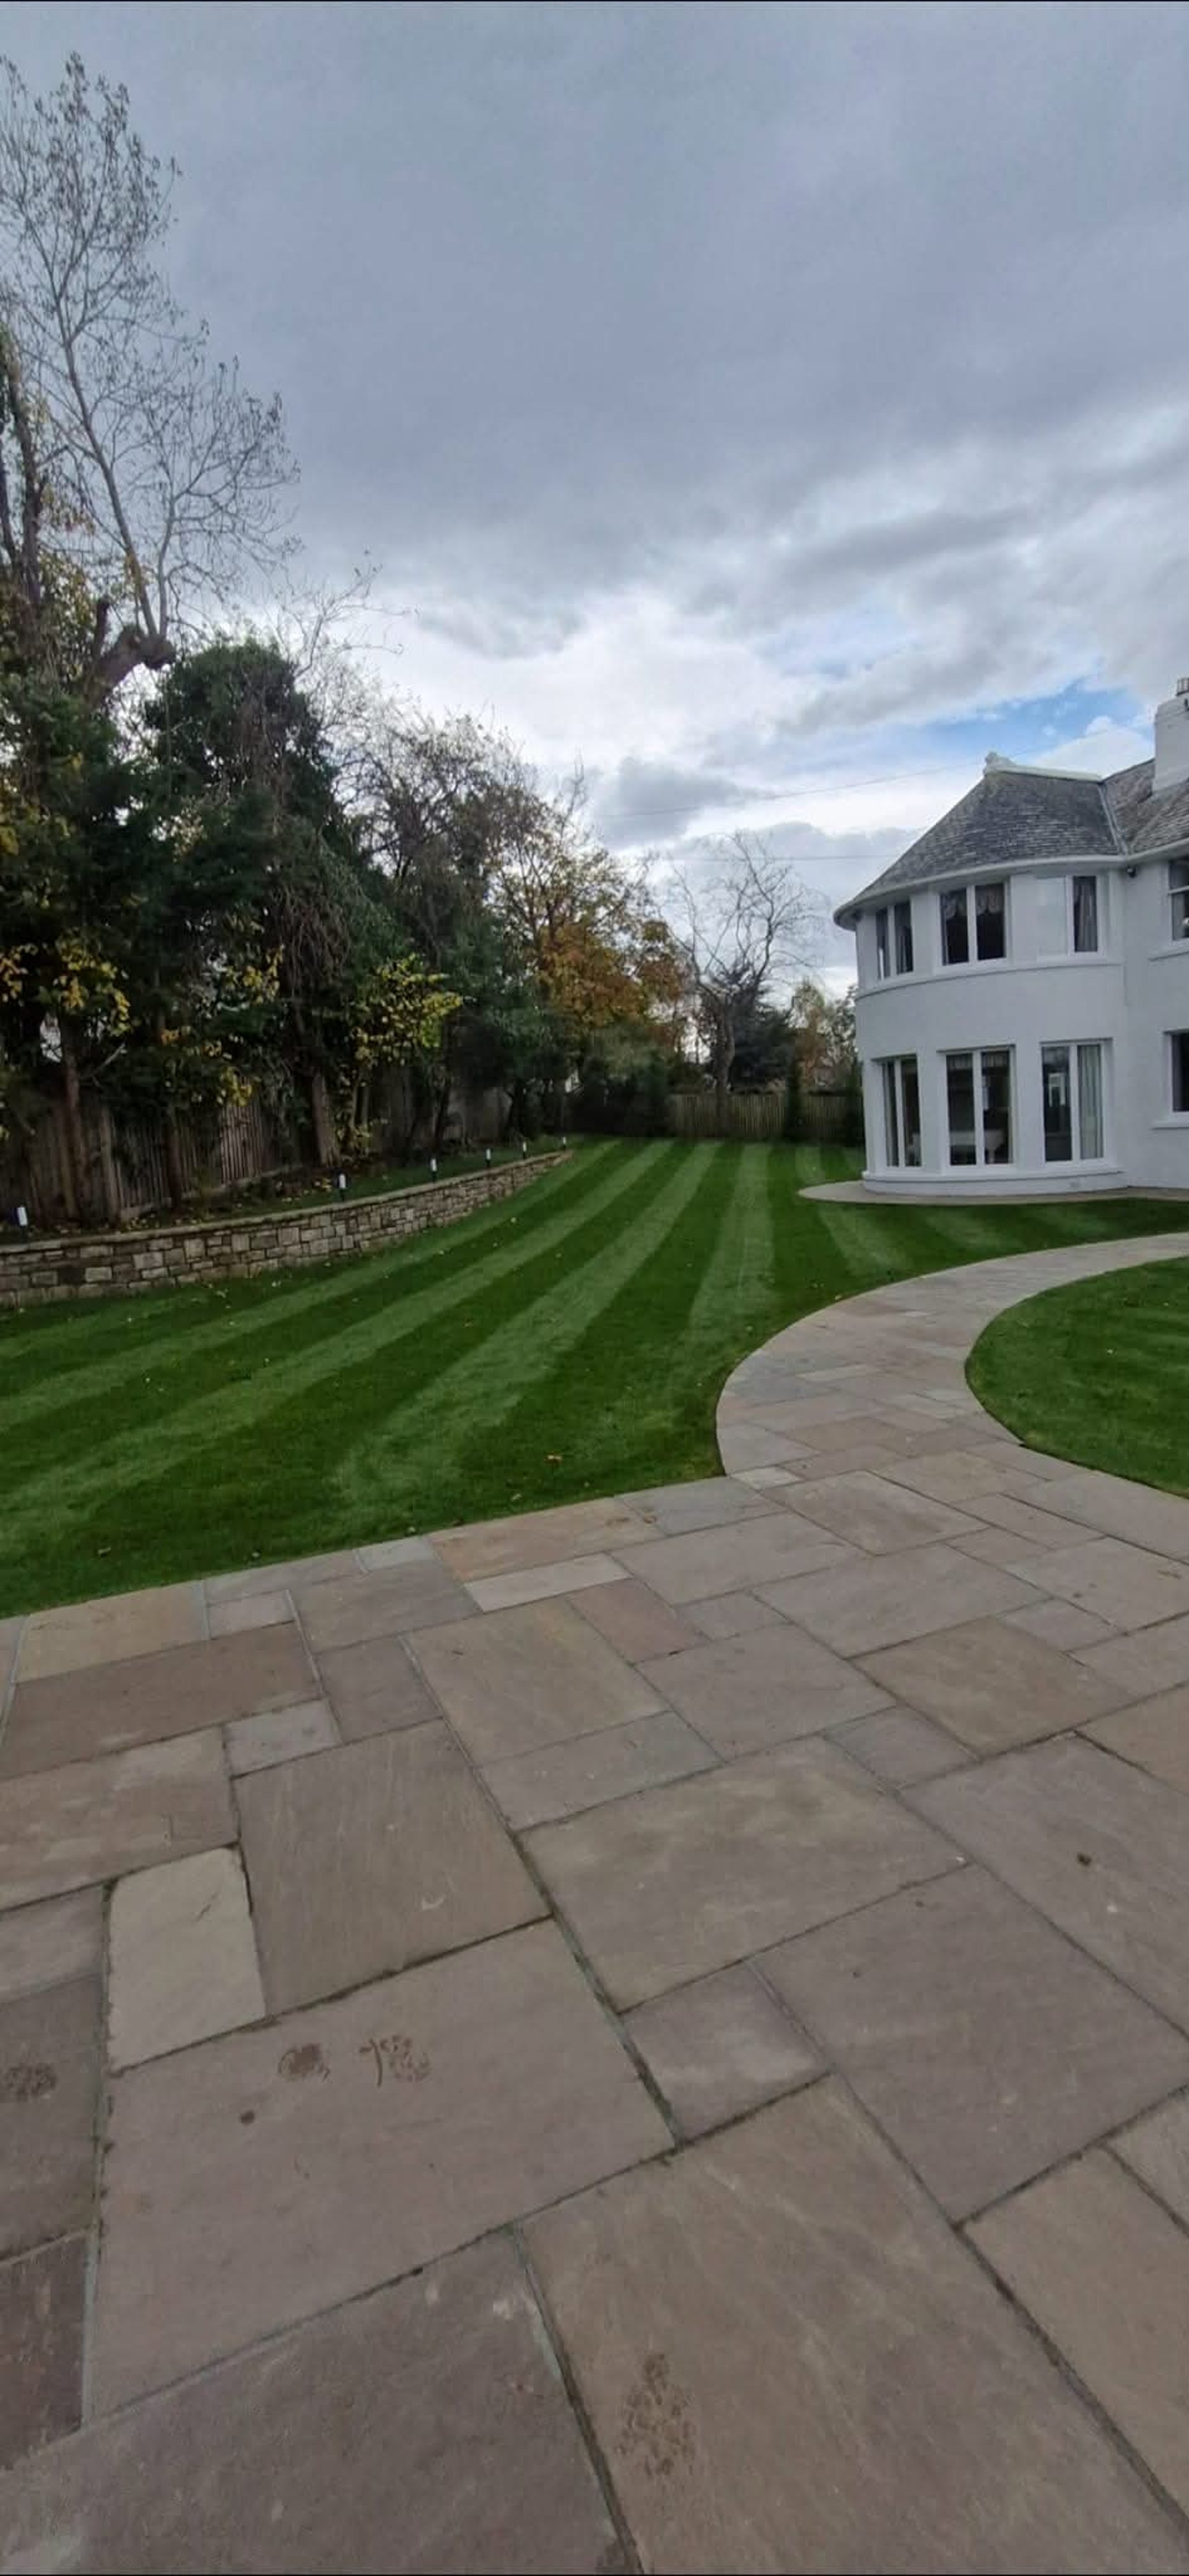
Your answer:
[2,1074,509,1229]
[665,1088,859,1145]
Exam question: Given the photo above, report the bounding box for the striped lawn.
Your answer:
[4,1139,1189,1615]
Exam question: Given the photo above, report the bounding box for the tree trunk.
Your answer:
[162,1102,186,1211]
[59,1027,88,1223]
[310,1070,336,1166]
[713,1006,733,1132]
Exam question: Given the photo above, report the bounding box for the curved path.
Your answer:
[3,1236,1189,2569]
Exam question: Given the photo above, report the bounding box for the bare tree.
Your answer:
[670,835,821,1123]
[0,53,295,695]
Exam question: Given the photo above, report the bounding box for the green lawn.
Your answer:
[4,1138,1189,1616]
[968,1256,1189,1498]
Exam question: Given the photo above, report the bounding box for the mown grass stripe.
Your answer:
[0,1144,676,1563]
[328,1139,719,1531]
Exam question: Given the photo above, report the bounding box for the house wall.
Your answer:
[852,859,1189,1195]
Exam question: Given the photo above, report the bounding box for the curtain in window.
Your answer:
[1072,877,1099,953]
[1077,1044,1104,1158]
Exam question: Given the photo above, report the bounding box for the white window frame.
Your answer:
[1169,1030,1189,1118]
[938,878,1009,968]
[1040,1040,1108,1163]
[944,1044,1014,1168]
[873,899,913,982]
[1035,872,1103,958]
[878,1056,921,1168]
[1170,861,1189,943]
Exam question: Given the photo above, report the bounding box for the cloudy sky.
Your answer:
[3,0,1188,980]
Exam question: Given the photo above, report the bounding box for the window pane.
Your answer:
[1078,1043,1104,1158]
[941,889,969,965]
[1172,863,1189,940]
[1034,877,1068,955]
[982,1047,1012,1163]
[975,881,1006,960]
[1042,1044,1073,1161]
[1173,1032,1189,1115]
[894,900,914,975]
[901,1057,921,1165]
[881,1060,900,1164]
[946,1052,976,1163]
[875,909,890,978]
[1072,876,1099,953]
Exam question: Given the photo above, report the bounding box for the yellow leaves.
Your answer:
[0,942,31,1002]
[48,935,131,1035]
[351,957,460,1073]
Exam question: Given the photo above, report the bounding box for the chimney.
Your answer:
[1154,677,1189,796]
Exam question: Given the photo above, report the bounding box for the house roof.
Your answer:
[834,753,1189,927]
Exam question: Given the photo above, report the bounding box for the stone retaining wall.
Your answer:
[0,1153,568,1308]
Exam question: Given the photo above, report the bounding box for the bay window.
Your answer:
[1042,1043,1105,1162]
[874,898,913,980]
[940,880,1007,966]
[879,1056,921,1167]
[946,1047,1013,1166]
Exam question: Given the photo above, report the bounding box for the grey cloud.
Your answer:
[3,2,1187,775]
[591,757,782,848]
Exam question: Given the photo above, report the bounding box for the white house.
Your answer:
[834,680,1189,1195]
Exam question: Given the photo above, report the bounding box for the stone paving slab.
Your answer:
[761,1542,1042,1654]
[0,1735,233,1906]
[108,1850,264,2069]
[686,1589,788,1637]
[623,1477,775,1533]
[765,1867,1189,2218]
[0,1980,98,2255]
[464,1552,628,1611]
[528,1737,957,2008]
[615,1511,856,1605]
[206,1590,294,1636]
[0,1889,102,2002]
[638,1623,890,1759]
[92,1922,667,2408]
[572,1575,700,1661]
[624,1963,820,2136]
[314,1634,440,1738]
[411,1598,663,1764]
[775,1468,983,1554]
[482,1708,717,1829]
[295,1563,475,1651]
[238,1727,544,2013]
[1006,1536,1189,1633]
[831,1704,969,1787]
[1084,1686,1189,1795]
[1076,1610,1189,1699]
[0,2235,85,2472]
[1,1624,315,1777]
[859,1614,1123,1753]
[1112,2091,1189,2227]
[433,1494,652,1581]
[224,1697,339,1773]
[914,1737,1189,2029]
[0,2236,623,2573]
[525,2080,1187,2575]
[17,1583,204,1682]
[971,2151,1189,2519]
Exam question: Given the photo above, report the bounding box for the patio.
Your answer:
[2,1231,1189,2570]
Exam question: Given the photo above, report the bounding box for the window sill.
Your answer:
[1151,1116,1189,1130]
[1148,947,1189,963]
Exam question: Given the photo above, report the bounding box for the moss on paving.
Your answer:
[4,1139,1189,1614]
[968,1256,1189,1498]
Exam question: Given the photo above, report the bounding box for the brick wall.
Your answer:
[0,1153,568,1309]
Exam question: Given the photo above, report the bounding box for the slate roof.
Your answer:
[834,754,1189,926]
